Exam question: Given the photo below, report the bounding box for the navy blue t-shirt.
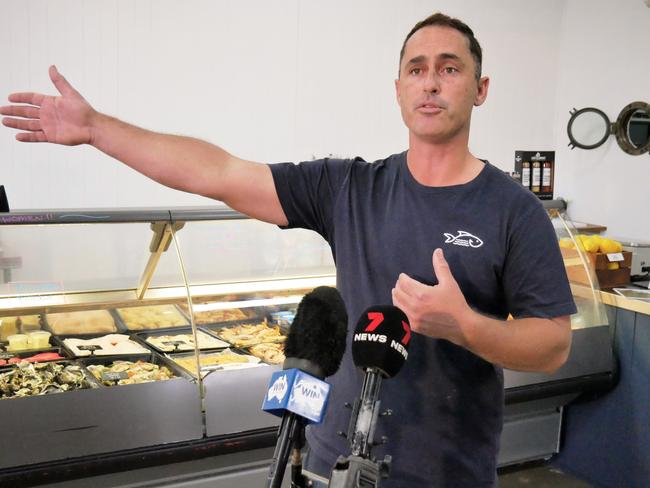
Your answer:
[270,151,576,487]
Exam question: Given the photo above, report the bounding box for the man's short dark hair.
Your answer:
[399,12,482,80]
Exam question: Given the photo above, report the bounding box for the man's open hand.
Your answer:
[1,65,95,145]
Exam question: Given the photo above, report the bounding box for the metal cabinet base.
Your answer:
[39,447,289,488]
[498,403,563,467]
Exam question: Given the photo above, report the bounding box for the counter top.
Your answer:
[600,289,650,316]
[570,284,650,317]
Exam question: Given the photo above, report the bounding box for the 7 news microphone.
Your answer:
[262,286,348,488]
[329,305,411,488]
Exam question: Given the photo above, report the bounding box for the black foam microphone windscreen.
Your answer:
[351,305,411,378]
[284,286,348,378]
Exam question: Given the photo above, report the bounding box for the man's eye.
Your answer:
[410,68,422,75]
[443,67,458,74]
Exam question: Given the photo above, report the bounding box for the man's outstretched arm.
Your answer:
[0,65,288,226]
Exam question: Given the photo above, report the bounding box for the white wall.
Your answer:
[0,1,646,235]
[553,0,650,242]
[1,0,565,207]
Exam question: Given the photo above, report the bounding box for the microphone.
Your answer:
[262,286,348,488]
[329,305,411,487]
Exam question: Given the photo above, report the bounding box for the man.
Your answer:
[1,12,574,488]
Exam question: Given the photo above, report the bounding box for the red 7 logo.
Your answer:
[364,312,384,332]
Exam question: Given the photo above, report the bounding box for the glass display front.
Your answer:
[548,208,608,329]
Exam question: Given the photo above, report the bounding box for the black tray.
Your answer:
[113,304,191,332]
[79,352,194,387]
[134,326,230,355]
[58,332,152,359]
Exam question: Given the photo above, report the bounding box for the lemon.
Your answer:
[600,238,623,254]
[589,234,602,246]
[583,237,600,253]
[607,262,620,270]
[559,237,574,249]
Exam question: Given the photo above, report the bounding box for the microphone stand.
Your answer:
[290,420,308,488]
[328,368,392,488]
[267,413,309,488]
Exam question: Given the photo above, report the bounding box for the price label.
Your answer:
[607,253,624,262]
[77,345,103,355]
[101,371,129,382]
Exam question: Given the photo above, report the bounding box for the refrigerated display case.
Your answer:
[0,207,334,486]
[498,200,615,466]
[0,203,614,486]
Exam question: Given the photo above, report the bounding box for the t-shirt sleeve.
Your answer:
[269,158,352,241]
[502,197,577,319]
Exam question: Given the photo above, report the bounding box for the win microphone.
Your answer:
[330,305,411,486]
[262,286,348,488]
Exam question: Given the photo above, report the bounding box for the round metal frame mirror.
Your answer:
[614,101,650,155]
[567,101,650,155]
[567,107,611,150]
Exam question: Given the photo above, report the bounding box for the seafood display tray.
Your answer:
[237,342,286,366]
[58,332,152,358]
[179,303,262,327]
[79,352,195,385]
[133,326,230,355]
[0,345,70,366]
[113,304,192,332]
[167,349,265,378]
[0,359,102,395]
[203,319,288,346]
[41,309,128,335]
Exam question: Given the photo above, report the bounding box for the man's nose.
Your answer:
[423,71,440,93]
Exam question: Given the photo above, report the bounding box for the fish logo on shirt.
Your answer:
[443,231,484,248]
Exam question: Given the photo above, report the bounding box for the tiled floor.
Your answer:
[498,463,592,487]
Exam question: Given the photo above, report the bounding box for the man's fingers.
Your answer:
[432,248,453,284]
[7,92,44,106]
[391,287,407,312]
[0,105,40,119]
[395,272,423,296]
[49,65,78,98]
[392,285,416,312]
[16,132,47,142]
[2,117,41,132]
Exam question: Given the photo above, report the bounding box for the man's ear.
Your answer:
[474,76,490,106]
[395,78,401,104]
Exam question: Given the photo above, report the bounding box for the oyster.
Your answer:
[0,362,95,399]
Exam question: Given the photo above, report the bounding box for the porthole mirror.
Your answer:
[567,101,650,155]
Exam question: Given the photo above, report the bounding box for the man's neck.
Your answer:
[406,134,483,187]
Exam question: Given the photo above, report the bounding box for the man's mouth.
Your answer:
[417,103,444,114]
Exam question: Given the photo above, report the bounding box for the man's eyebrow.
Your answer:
[405,53,466,66]
[438,52,464,64]
[405,55,428,66]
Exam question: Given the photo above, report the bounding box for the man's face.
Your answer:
[395,26,488,144]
